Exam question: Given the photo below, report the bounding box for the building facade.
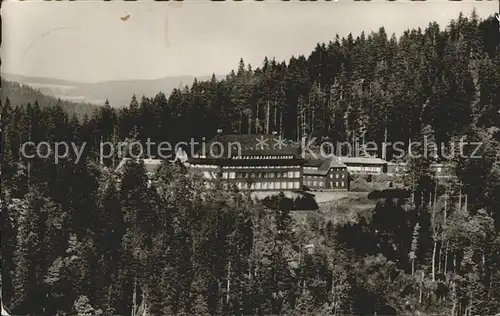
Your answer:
[386,161,453,179]
[339,157,387,175]
[303,156,349,191]
[188,132,305,192]
[430,163,453,178]
[386,161,409,176]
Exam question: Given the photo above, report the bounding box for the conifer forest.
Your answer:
[2,11,500,316]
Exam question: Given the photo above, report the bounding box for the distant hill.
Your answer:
[1,79,99,119]
[2,73,223,108]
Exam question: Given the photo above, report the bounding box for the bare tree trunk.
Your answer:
[302,108,306,138]
[432,239,437,282]
[444,188,448,223]
[438,244,443,274]
[226,261,231,305]
[274,101,278,131]
[266,100,270,134]
[144,286,148,316]
[458,183,462,213]
[112,130,116,170]
[428,192,432,209]
[248,235,253,280]
[256,103,260,134]
[453,253,456,274]
[482,251,486,272]
[137,285,148,316]
[248,113,252,134]
[331,276,335,315]
[239,111,242,134]
[28,160,31,187]
[451,281,457,316]
[467,290,473,316]
[132,277,137,316]
[431,184,438,280]
[192,235,196,270]
[442,187,448,274]
[419,271,424,304]
[280,111,283,137]
[352,132,356,156]
[433,181,437,206]
[382,126,388,160]
[311,105,315,136]
[444,240,449,273]
[296,107,300,142]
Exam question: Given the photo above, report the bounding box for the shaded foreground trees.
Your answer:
[2,150,500,315]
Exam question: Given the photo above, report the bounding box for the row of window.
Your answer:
[305,175,323,180]
[236,181,301,190]
[305,180,324,187]
[305,180,345,188]
[203,170,346,181]
[305,166,346,171]
[304,167,346,172]
[348,167,383,174]
[204,171,346,180]
[227,165,300,169]
[331,181,345,188]
[348,166,382,171]
[223,171,301,179]
[305,173,345,180]
[330,173,345,179]
[201,171,302,179]
[194,164,300,170]
[232,155,294,160]
[192,164,218,169]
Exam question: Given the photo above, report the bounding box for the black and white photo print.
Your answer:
[1,0,500,315]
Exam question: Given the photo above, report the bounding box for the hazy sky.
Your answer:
[2,0,497,83]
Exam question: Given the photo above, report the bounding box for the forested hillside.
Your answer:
[1,79,99,119]
[1,11,500,316]
[2,73,221,108]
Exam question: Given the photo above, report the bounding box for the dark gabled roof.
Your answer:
[303,169,329,176]
[303,155,346,176]
[304,159,324,168]
[187,157,305,166]
[330,163,348,168]
[387,161,408,166]
[304,155,346,169]
[196,134,301,158]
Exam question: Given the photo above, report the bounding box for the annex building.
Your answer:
[339,156,387,175]
[303,155,349,191]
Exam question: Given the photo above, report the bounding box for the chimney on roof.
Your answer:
[217,129,223,134]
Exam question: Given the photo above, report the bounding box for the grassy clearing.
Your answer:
[292,191,377,226]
